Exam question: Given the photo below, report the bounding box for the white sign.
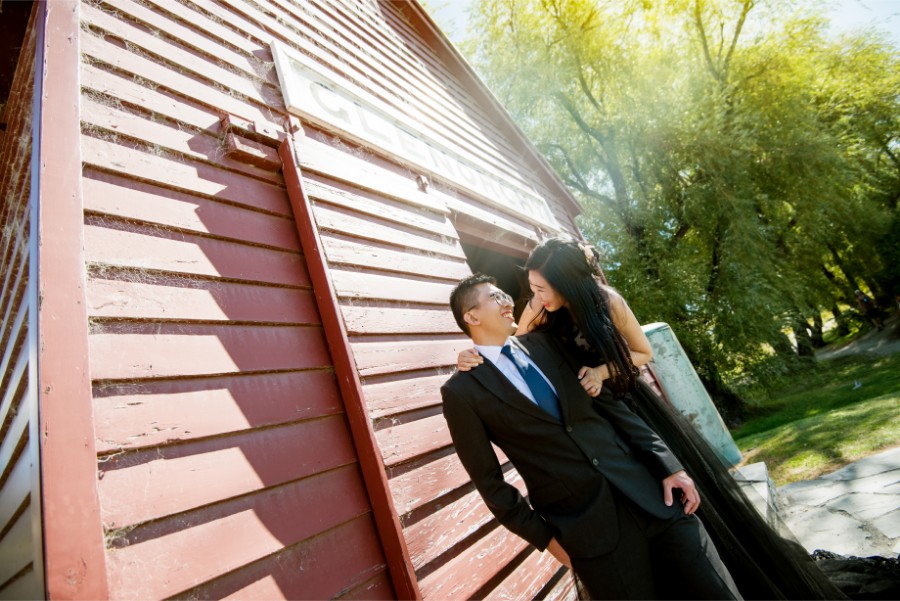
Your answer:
[271,40,560,231]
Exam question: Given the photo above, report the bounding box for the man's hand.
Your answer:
[662,470,700,515]
[546,537,572,568]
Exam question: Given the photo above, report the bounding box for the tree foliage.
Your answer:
[457,0,900,417]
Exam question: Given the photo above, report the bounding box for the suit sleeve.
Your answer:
[593,392,684,479]
[441,383,555,551]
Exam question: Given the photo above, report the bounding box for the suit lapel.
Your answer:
[470,349,560,424]
[511,335,571,424]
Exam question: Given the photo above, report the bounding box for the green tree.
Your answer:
[455,0,900,420]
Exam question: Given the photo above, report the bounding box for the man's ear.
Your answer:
[463,311,479,328]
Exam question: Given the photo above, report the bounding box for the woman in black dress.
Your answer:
[459,236,844,600]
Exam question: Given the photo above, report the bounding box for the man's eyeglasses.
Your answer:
[467,290,514,312]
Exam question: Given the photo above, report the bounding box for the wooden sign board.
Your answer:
[271,39,560,232]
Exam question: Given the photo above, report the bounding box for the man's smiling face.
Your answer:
[464,283,517,343]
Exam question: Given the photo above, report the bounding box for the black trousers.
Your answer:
[570,491,742,600]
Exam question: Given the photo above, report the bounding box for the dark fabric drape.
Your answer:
[625,380,846,600]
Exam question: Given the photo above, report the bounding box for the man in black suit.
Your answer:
[441,274,740,599]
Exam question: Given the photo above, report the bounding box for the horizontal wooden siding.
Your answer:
[79,0,391,597]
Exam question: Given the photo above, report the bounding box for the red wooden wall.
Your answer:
[284,2,581,599]
[76,0,391,597]
[26,0,587,598]
[0,4,43,598]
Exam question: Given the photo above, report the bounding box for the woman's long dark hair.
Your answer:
[525,237,637,396]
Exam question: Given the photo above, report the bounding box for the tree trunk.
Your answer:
[832,302,851,336]
[810,311,825,348]
[793,316,815,357]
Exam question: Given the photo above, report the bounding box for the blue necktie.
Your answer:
[501,344,562,421]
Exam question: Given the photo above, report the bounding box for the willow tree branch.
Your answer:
[723,0,754,79]
[693,0,722,81]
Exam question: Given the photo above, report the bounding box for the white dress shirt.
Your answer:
[474,337,558,406]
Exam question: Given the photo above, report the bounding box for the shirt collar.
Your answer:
[474,336,516,364]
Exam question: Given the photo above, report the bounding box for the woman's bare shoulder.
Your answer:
[598,283,630,319]
[598,282,625,305]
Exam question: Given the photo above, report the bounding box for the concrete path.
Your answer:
[777,446,900,557]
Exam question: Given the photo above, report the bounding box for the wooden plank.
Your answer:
[37,4,110,595]
[84,223,308,287]
[486,549,565,601]
[98,0,276,84]
[0,330,28,469]
[313,203,465,260]
[80,31,275,127]
[82,170,301,252]
[0,378,30,480]
[389,449,514,517]
[374,1,581,222]
[303,175,455,236]
[177,0,274,54]
[430,185,540,243]
[81,96,283,184]
[86,276,319,324]
[375,0,543,158]
[282,138,419,598]
[298,134,446,214]
[81,63,222,133]
[0,565,40,601]
[0,217,20,293]
[404,488,498,570]
[340,304,459,335]
[81,137,291,217]
[351,338,466,377]
[0,510,31,587]
[105,465,372,599]
[0,288,27,383]
[376,414,450,468]
[0,441,30,535]
[98,415,358,527]
[331,269,455,305]
[199,515,390,600]
[322,0,483,120]
[417,525,529,600]
[544,572,579,601]
[272,0,534,190]
[302,1,528,175]
[225,132,281,170]
[93,370,343,453]
[389,453,469,516]
[337,571,395,600]
[88,323,330,380]
[82,3,281,107]
[0,236,27,355]
[361,373,446,419]
[320,234,470,281]
[145,0,267,56]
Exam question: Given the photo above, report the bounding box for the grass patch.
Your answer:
[732,352,900,485]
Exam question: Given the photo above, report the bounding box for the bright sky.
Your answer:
[428,0,900,48]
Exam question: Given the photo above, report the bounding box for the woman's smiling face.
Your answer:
[528,270,567,312]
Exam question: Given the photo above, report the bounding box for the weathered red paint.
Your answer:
[82,171,301,252]
[36,1,110,597]
[104,465,376,598]
[93,370,343,452]
[280,135,420,599]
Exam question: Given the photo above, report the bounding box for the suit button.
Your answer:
[566,426,573,432]
[591,458,599,466]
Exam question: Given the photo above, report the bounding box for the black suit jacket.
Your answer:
[441,332,684,558]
